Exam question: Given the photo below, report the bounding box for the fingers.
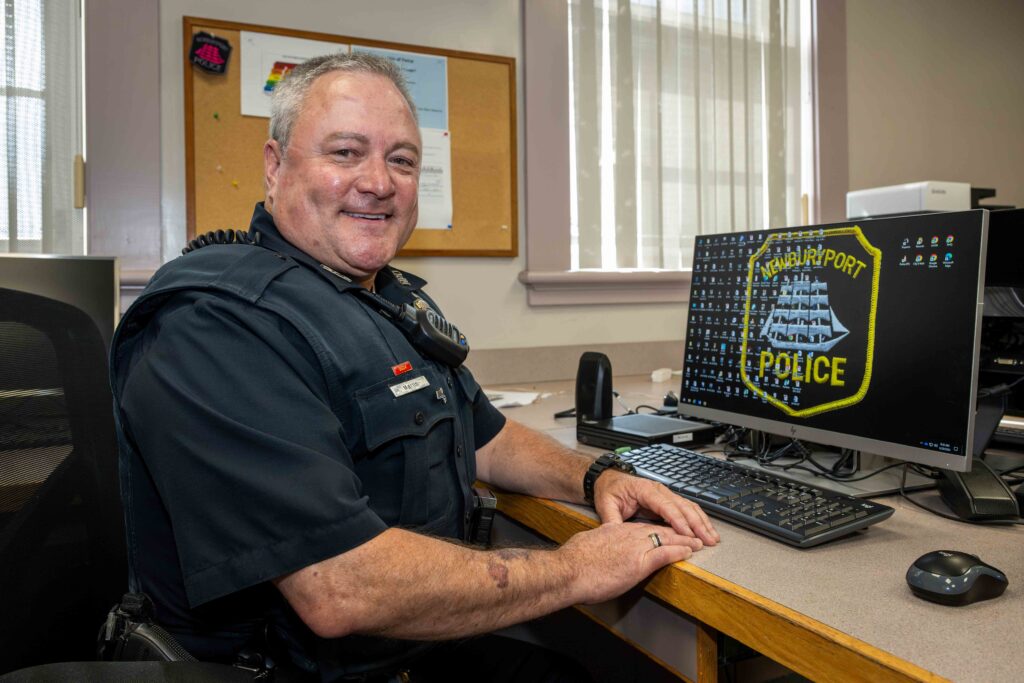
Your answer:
[594,475,720,545]
[649,544,693,566]
[639,525,698,572]
[635,485,720,546]
[677,501,718,545]
[643,525,703,553]
[594,496,624,525]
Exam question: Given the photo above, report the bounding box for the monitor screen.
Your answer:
[678,210,988,473]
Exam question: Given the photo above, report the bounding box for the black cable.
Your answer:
[976,374,1024,398]
[611,390,634,415]
[722,427,774,460]
[997,464,1024,477]
[725,436,936,484]
[777,458,910,483]
[830,448,859,475]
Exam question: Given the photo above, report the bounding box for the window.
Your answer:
[1,0,83,254]
[569,0,811,271]
[520,0,827,306]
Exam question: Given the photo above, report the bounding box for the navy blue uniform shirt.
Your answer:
[111,204,505,677]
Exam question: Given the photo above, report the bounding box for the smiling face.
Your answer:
[264,71,421,288]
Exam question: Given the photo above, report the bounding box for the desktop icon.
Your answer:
[946,235,955,246]
[930,236,939,247]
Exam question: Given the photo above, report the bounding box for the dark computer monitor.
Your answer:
[983,208,1024,289]
[0,254,119,351]
[677,210,988,474]
[980,209,1024,423]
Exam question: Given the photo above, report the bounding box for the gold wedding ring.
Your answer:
[649,532,662,549]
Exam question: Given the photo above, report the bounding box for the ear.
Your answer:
[264,139,284,207]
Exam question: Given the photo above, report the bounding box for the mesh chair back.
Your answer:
[0,287,126,674]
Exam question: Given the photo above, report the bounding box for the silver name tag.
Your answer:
[390,375,430,398]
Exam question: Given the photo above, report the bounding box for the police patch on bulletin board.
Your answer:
[739,227,881,419]
[190,32,232,74]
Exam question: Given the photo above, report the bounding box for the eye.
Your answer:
[390,155,417,169]
[332,148,358,159]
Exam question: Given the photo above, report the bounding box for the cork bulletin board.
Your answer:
[183,17,517,256]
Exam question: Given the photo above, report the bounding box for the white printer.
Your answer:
[846,180,971,219]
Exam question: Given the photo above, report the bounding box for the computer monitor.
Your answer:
[980,209,1024,423]
[677,210,988,474]
[983,208,1024,289]
[0,254,119,351]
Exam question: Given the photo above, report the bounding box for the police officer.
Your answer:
[110,53,718,682]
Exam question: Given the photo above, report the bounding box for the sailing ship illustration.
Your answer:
[758,278,849,352]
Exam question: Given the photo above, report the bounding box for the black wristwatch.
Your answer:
[583,454,636,504]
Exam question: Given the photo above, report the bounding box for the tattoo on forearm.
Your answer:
[486,548,532,589]
[487,558,509,589]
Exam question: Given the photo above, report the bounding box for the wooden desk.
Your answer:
[489,376,1024,683]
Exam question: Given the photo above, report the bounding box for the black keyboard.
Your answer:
[618,444,894,548]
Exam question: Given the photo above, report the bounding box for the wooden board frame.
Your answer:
[183,17,518,257]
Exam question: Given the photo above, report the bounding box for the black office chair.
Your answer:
[0,287,126,673]
[0,288,250,682]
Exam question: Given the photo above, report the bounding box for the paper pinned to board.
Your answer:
[240,32,347,118]
[416,128,454,230]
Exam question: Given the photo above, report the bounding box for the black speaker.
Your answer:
[575,352,613,422]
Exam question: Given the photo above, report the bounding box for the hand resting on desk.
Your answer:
[593,468,719,546]
[559,519,705,605]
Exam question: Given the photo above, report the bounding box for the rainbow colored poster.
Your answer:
[240,31,348,118]
[263,61,298,92]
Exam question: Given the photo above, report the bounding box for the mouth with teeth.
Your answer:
[343,211,391,221]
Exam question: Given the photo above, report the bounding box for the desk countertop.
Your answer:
[492,375,1024,683]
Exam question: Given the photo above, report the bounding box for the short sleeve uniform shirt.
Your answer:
[111,204,505,675]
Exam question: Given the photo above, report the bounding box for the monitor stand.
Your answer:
[937,393,1021,520]
[726,449,934,499]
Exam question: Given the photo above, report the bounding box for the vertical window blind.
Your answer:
[568,0,808,271]
[1,0,82,254]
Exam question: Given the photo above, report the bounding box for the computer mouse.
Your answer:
[906,550,1008,606]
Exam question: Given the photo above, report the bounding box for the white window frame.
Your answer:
[519,0,848,306]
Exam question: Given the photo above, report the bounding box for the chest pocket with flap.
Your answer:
[354,368,457,530]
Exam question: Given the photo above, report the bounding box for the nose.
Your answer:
[355,155,396,199]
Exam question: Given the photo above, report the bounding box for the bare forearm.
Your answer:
[476,419,593,503]
[277,528,580,641]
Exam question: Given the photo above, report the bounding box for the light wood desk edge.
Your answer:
[495,490,948,683]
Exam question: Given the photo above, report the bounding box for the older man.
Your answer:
[110,53,717,682]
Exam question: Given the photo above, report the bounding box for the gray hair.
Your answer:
[269,52,418,154]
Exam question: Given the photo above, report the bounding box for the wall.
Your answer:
[102,0,1024,356]
[85,0,162,277]
[846,0,1024,208]
[157,0,688,351]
